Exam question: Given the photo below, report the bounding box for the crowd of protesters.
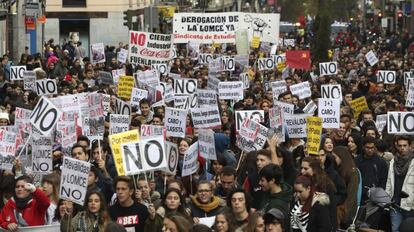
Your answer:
[0,21,414,232]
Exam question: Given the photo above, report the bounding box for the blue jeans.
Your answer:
[390,209,403,232]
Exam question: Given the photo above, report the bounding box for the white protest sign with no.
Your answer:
[222,56,235,71]
[218,81,244,100]
[377,70,396,84]
[387,112,414,134]
[174,78,197,95]
[10,66,26,81]
[30,97,62,136]
[318,98,341,128]
[31,136,53,174]
[60,156,90,205]
[258,58,275,71]
[321,84,342,100]
[165,107,187,138]
[35,79,58,96]
[182,142,199,177]
[319,62,338,76]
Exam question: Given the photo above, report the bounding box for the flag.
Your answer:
[286,50,311,70]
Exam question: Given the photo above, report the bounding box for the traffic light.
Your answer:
[397,11,403,18]
[123,10,133,29]
[378,12,382,18]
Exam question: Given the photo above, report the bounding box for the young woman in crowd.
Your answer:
[41,173,61,225]
[61,191,111,232]
[162,213,192,232]
[245,211,265,232]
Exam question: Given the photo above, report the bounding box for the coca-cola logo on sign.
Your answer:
[139,48,170,58]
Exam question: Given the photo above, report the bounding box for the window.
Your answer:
[63,0,86,7]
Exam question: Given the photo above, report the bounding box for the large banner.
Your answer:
[129,31,172,66]
[173,12,280,44]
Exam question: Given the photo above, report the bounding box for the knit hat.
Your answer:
[0,112,9,121]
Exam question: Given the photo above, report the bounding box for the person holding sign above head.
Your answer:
[0,175,51,231]
[110,176,149,232]
[60,191,111,232]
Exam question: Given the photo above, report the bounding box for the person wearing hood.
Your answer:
[214,133,236,168]
[258,164,293,231]
[290,175,332,232]
[0,175,50,231]
[189,181,223,222]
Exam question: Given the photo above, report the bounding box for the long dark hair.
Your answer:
[163,188,189,217]
[301,156,336,193]
[84,191,110,227]
[295,175,315,213]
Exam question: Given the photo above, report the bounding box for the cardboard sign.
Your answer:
[303,100,317,114]
[365,50,378,66]
[319,62,338,76]
[134,70,159,88]
[117,48,128,64]
[274,100,294,115]
[113,98,131,115]
[141,125,164,139]
[182,142,199,177]
[90,43,106,64]
[165,107,187,138]
[377,70,396,84]
[30,97,62,136]
[60,157,90,205]
[23,71,36,90]
[130,88,148,107]
[350,96,368,119]
[198,129,217,160]
[321,84,342,100]
[375,114,387,134]
[165,141,179,174]
[198,53,215,65]
[118,76,135,100]
[318,98,340,128]
[121,136,167,175]
[284,114,309,138]
[174,78,197,95]
[160,82,175,103]
[197,89,218,108]
[289,81,311,99]
[306,116,323,155]
[191,107,221,128]
[10,66,26,81]
[31,136,53,174]
[239,73,250,89]
[35,79,58,96]
[110,114,130,135]
[151,63,169,76]
[108,130,140,176]
[235,110,265,131]
[237,118,260,152]
[222,56,235,71]
[271,80,287,101]
[218,81,244,100]
[129,31,172,66]
[387,112,414,134]
[258,57,275,71]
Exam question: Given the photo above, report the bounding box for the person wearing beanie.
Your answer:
[0,112,9,126]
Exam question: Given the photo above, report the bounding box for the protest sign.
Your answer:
[289,81,311,99]
[198,53,215,65]
[141,125,164,139]
[321,84,342,100]
[222,56,235,71]
[174,95,191,110]
[235,110,264,131]
[30,97,62,136]
[318,98,341,128]
[98,71,114,85]
[129,31,172,66]
[110,114,130,135]
[10,66,26,81]
[0,130,17,157]
[254,123,269,151]
[404,72,412,86]
[350,96,368,119]
[283,39,295,47]
[235,29,249,55]
[237,117,262,152]
[113,98,131,115]
[387,112,414,134]
[271,80,287,101]
[90,43,106,64]
[134,70,159,88]
[118,76,135,100]
[406,82,414,107]
[191,107,221,128]
[35,79,57,96]
[130,88,148,107]
[151,63,169,76]
[250,36,260,48]
[377,70,396,84]
[207,76,220,93]
[117,48,128,63]
[306,116,323,155]
[160,82,175,103]
[108,130,140,176]
[182,142,199,177]
[284,114,309,138]
[187,42,200,60]
[198,129,217,160]
[258,57,275,71]
[174,78,197,95]
[303,100,317,114]
[23,71,36,91]
[375,114,387,134]
[319,62,338,76]
[165,107,187,138]
[274,100,294,115]
[121,136,167,175]
[31,136,53,174]
[0,155,15,171]
[239,73,250,89]
[102,94,110,116]
[365,50,379,66]
[165,141,179,174]
[197,89,218,108]
[0,225,60,232]
[60,156,90,205]
[268,106,285,143]
[218,81,244,100]
[240,13,280,43]
[111,69,125,84]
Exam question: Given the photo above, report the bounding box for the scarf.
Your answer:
[14,195,33,210]
[191,196,220,213]
[394,153,414,176]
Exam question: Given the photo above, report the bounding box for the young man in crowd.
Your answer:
[214,166,238,199]
[227,188,251,231]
